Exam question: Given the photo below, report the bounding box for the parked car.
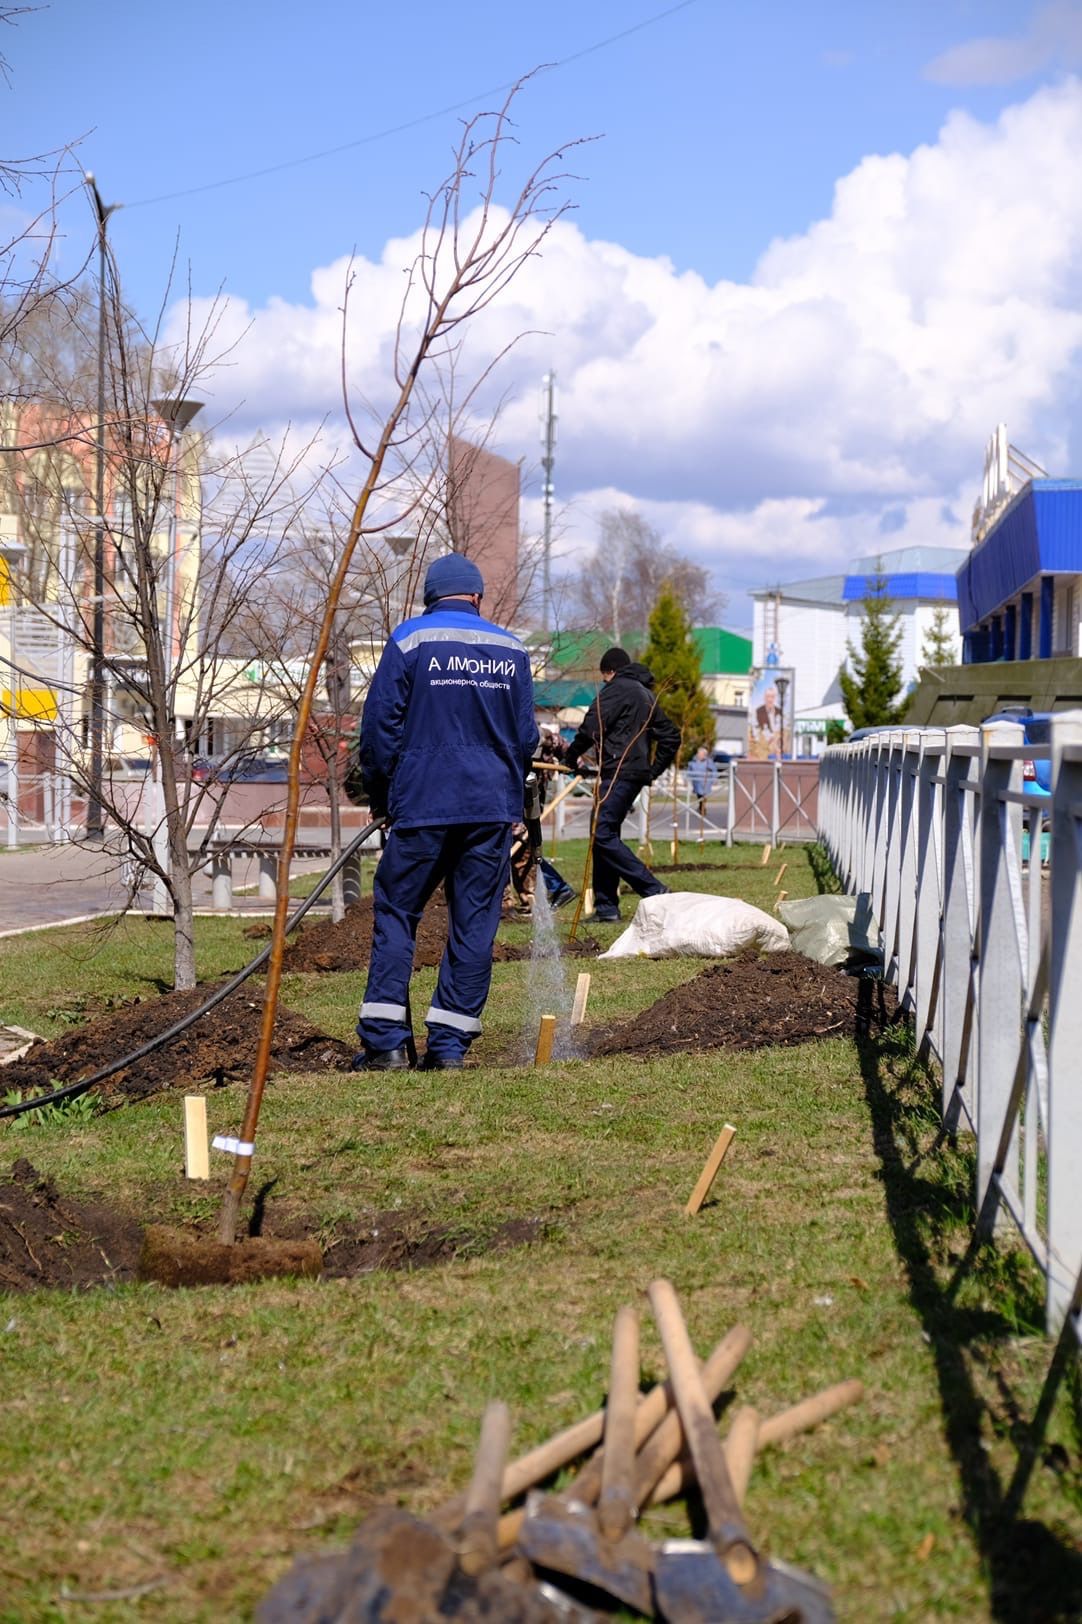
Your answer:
[191,754,289,784]
[983,707,1052,797]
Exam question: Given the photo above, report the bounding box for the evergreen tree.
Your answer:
[642,587,714,763]
[920,605,958,668]
[839,570,906,730]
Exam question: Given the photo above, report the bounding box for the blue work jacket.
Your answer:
[359,601,538,828]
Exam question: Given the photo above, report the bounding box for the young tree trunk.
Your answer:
[170,829,197,990]
[159,732,197,990]
[327,749,345,924]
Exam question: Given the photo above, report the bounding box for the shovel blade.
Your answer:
[654,1539,835,1624]
[519,1493,655,1616]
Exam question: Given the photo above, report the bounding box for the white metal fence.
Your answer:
[818,718,1082,1335]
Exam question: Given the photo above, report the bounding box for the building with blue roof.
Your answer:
[750,544,968,753]
[957,479,1082,663]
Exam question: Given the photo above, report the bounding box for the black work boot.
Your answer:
[417,1051,464,1071]
[350,1045,412,1072]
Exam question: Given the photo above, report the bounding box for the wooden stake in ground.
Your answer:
[571,972,591,1026]
[534,1015,556,1065]
[183,1096,209,1181]
[760,843,772,866]
[685,1124,736,1215]
[774,861,788,887]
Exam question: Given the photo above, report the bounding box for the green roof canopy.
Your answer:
[534,626,751,678]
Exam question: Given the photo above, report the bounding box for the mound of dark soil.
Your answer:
[649,861,740,874]
[284,894,597,973]
[0,1159,142,1290]
[2,984,353,1104]
[0,1157,551,1292]
[588,953,897,1058]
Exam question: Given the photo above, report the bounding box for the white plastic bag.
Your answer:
[599,892,790,960]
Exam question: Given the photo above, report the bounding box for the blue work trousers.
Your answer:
[592,775,667,912]
[357,822,512,1062]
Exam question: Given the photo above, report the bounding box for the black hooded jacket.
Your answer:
[565,663,681,786]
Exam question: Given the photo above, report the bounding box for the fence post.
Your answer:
[1045,711,1082,1328]
[771,760,780,845]
[975,721,1023,1228]
[895,735,919,1007]
[726,760,735,847]
[913,731,944,1056]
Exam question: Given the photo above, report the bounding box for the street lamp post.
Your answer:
[539,372,557,633]
[150,397,203,683]
[148,397,203,916]
[775,674,790,759]
[84,173,121,842]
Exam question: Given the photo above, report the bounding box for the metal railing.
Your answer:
[818,718,1082,1335]
[726,758,819,844]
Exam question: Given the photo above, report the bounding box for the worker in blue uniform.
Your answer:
[355,554,538,1070]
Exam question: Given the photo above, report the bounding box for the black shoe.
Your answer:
[646,884,671,898]
[583,909,620,924]
[549,886,577,909]
[350,1045,411,1071]
[418,1051,464,1071]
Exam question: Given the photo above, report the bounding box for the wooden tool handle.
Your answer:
[458,1400,511,1576]
[631,1323,751,1506]
[758,1379,864,1447]
[723,1406,760,1506]
[598,1304,639,1541]
[648,1279,756,1582]
[647,1376,865,1507]
[496,1323,750,1551]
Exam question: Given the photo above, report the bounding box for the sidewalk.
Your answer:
[0,841,328,935]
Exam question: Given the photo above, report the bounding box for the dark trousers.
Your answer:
[358,822,512,1061]
[592,776,666,912]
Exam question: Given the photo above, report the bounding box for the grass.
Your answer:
[1,841,1081,1620]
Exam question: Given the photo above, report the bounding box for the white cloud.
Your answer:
[172,78,1082,625]
[924,1,1082,87]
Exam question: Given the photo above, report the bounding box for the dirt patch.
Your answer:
[0,1159,142,1291]
[648,861,742,874]
[587,953,898,1058]
[1,984,353,1104]
[0,1160,551,1292]
[284,895,598,973]
[318,1211,552,1278]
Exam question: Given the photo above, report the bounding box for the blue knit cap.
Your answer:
[423,553,485,607]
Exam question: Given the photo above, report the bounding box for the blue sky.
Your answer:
[10,1,1082,626]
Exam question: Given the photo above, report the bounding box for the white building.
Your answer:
[749,545,968,753]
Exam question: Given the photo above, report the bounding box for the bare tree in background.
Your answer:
[3,260,327,989]
[571,508,723,638]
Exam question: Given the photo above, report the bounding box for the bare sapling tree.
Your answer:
[4,252,329,988]
[218,82,586,1243]
[572,508,723,640]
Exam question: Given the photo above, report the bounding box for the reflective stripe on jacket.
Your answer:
[359,601,538,827]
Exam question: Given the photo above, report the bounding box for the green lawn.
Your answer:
[1,842,1080,1622]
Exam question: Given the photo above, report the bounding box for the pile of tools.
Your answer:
[259,1279,862,1622]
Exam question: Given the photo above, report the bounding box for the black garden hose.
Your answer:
[0,819,384,1119]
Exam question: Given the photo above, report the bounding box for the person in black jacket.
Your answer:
[565,646,680,922]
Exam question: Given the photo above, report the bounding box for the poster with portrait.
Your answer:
[747,668,795,760]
